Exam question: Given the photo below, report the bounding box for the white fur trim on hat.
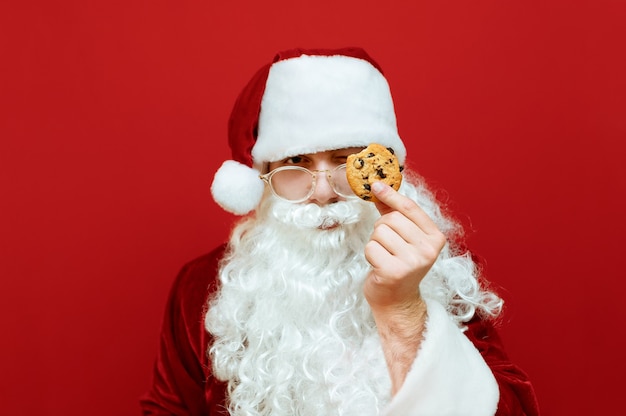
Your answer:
[253,55,406,170]
[382,299,499,415]
[211,160,265,215]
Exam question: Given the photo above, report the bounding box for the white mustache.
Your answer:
[271,199,368,229]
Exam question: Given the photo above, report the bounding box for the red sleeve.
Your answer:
[465,318,540,416]
[140,246,228,416]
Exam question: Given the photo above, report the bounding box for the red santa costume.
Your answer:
[140,47,539,415]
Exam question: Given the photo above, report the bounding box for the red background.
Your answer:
[1,1,625,415]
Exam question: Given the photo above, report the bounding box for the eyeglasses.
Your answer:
[259,164,356,203]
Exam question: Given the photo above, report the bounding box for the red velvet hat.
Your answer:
[211,47,406,215]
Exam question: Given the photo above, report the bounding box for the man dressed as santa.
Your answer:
[141,47,539,415]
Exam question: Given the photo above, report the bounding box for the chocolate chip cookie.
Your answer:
[346,143,403,202]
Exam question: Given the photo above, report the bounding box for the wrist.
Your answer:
[372,296,428,395]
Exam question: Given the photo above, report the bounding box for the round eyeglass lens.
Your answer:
[330,165,354,197]
[270,168,314,201]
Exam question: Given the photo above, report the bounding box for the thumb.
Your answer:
[371,181,396,215]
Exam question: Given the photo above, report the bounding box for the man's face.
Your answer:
[265,147,364,206]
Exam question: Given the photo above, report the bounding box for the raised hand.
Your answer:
[364,181,447,394]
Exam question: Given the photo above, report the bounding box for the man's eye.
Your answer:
[285,156,304,164]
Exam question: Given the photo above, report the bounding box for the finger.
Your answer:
[371,181,441,236]
[373,211,426,246]
[369,223,411,257]
[364,239,395,270]
[370,221,445,275]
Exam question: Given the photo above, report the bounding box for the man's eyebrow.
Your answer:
[334,149,361,156]
[289,153,314,159]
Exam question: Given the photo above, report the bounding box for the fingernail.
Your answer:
[371,181,385,193]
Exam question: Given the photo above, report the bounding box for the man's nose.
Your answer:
[309,171,340,205]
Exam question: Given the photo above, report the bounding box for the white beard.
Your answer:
[205,195,392,416]
[205,178,504,415]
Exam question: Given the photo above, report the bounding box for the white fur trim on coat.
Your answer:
[382,299,499,416]
[253,55,406,169]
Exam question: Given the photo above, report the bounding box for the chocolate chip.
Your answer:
[363,184,371,191]
[387,147,395,154]
[353,158,364,169]
[367,153,375,158]
[376,168,386,178]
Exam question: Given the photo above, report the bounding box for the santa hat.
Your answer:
[211,47,407,215]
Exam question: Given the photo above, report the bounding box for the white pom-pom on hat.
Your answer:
[211,160,265,215]
[210,47,406,215]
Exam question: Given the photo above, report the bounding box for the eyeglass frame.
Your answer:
[259,163,356,203]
